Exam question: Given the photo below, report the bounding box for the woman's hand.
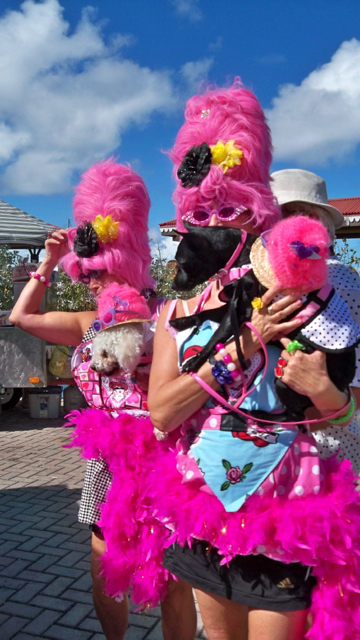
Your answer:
[249,285,303,344]
[278,337,349,417]
[44,229,70,266]
[278,338,330,399]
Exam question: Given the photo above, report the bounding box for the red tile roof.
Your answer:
[329,197,360,215]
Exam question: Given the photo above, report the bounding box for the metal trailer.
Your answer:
[0,199,59,410]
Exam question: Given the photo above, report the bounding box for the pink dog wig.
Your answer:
[61,159,155,291]
[170,79,280,233]
[266,216,330,292]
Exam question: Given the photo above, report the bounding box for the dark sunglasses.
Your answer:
[77,269,104,284]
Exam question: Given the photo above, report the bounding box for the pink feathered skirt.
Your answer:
[66,407,360,639]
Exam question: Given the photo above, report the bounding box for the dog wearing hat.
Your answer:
[170,217,359,419]
[90,283,152,376]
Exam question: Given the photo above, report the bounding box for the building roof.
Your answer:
[329,197,360,215]
[0,200,59,249]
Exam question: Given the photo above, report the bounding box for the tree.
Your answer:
[150,243,205,300]
[334,238,360,272]
[55,270,96,311]
[0,246,20,309]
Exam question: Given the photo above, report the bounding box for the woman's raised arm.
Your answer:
[9,229,95,346]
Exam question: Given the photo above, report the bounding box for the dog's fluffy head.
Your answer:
[90,322,152,376]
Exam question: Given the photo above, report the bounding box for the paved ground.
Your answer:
[0,406,206,640]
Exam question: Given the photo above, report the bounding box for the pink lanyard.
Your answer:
[189,296,350,427]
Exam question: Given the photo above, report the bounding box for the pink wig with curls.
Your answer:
[171,79,280,233]
[61,159,155,291]
[267,216,330,292]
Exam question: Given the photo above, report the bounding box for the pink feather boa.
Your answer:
[66,408,360,638]
[64,408,176,608]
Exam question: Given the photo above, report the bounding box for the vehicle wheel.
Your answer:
[0,388,22,410]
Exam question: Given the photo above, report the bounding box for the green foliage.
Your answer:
[54,270,96,311]
[334,238,360,272]
[0,246,20,309]
[150,243,205,300]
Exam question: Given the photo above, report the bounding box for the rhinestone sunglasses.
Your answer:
[182,204,247,227]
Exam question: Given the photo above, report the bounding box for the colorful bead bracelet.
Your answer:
[209,343,242,385]
[29,271,52,288]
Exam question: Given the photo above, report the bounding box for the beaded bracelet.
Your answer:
[29,271,52,288]
[209,356,233,385]
[209,343,242,385]
[327,392,356,426]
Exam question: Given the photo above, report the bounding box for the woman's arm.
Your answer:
[9,229,95,346]
[148,301,216,433]
[148,291,304,433]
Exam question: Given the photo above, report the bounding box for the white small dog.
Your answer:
[90,321,152,376]
[89,283,152,377]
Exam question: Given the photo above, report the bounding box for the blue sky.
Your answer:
[1,0,360,258]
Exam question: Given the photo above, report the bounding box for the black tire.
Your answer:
[0,388,22,410]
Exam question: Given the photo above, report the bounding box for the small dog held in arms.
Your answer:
[90,283,152,376]
[170,216,360,419]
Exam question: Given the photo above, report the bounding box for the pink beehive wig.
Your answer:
[61,159,155,291]
[170,79,280,233]
[267,216,330,292]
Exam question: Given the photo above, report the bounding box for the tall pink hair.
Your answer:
[61,159,155,290]
[171,79,280,233]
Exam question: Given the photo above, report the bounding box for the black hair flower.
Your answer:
[73,222,99,258]
[177,143,212,188]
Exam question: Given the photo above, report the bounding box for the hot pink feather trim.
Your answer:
[64,408,175,608]
[65,408,360,637]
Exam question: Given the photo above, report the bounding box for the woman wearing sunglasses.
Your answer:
[148,82,360,640]
[9,159,196,640]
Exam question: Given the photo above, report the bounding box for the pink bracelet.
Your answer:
[214,342,242,382]
[29,271,52,288]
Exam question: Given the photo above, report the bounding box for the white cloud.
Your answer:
[149,227,178,261]
[170,0,202,22]
[181,57,214,93]
[266,39,360,165]
[0,0,178,194]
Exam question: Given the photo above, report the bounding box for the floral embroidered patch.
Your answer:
[221,459,253,491]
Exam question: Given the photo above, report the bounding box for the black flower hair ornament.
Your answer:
[177,142,212,188]
[73,222,99,258]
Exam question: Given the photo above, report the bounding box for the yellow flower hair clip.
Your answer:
[92,214,119,244]
[210,140,243,174]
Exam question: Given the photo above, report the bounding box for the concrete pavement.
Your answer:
[0,406,206,640]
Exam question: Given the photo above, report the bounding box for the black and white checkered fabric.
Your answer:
[81,325,96,343]
[77,324,112,526]
[78,457,112,525]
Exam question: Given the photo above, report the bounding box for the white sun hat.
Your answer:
[271,169,344,229]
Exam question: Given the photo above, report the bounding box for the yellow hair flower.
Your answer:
[210,140,243,174]
[251,297,264,311]
[92,214,119,244]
